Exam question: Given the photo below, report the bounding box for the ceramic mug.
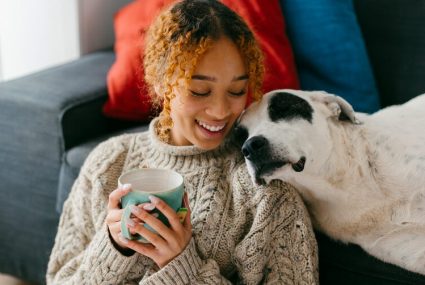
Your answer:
[119,168,187,242]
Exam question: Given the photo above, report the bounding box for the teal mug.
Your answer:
[119,168,186,242]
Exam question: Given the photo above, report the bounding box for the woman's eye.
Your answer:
[190,90,211,97]
[229,89,247,96]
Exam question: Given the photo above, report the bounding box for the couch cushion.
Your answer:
[57,125,149,213]
[317,232,425,284]
[354,0,425,107]
[280,0,380,114]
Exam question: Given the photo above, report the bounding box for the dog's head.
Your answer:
[234,89,360,186]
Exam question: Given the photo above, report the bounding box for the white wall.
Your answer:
[0,31,3,80]
[0,0,80,81]
[0,0,132,82]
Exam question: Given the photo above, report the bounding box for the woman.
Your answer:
[46,0,318,284]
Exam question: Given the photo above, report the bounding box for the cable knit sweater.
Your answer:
[46,119,318,284]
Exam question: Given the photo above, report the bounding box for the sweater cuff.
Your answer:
[86,225,139,273]
[141,238,202,284]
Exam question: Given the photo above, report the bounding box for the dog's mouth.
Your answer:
[253,156,306,185]
[254,160,286,185]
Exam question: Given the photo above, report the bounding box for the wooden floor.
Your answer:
[0,274,32,285]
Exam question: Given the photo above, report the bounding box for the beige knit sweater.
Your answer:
[46,119,318,284]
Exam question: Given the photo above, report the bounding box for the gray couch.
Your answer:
[1,1,425,284]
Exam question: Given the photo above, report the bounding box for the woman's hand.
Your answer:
[106,184,133,250]
[106,184,154,251]
[119,192,192,268]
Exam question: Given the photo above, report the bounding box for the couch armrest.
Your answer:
[0,50,121,283]
[0,50,116,147]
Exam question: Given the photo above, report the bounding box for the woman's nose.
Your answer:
[206,95,231,119]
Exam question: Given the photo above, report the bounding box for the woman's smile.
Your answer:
[195,119,228,140]
[195,119,226,132]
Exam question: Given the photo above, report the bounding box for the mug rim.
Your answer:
[118,168,184,194]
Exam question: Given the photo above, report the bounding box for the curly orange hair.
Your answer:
[143,0,264,142]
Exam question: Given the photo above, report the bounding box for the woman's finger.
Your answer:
[128,221,166,247]
[109,222,136,249]
[108,222,122,235]
[126,218,146,235]
[105,209,124,224]
[149,196,182,229]
[130,205,173,239]
[183,192,190,209]
[139,202,156,212]
[182,192,192,231]
[107,184,131,210]
[119,234,157,259]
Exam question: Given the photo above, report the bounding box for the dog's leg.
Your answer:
[363,225,425,275]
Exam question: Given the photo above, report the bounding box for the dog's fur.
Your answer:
[236,89,425,275]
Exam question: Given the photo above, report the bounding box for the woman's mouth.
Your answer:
[196,120,227,136]
[196,120,226,132]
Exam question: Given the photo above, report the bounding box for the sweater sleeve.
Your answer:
[46,136,146,285]
[139,238,232,284]
[262,182,319,284]
[233,168,319,284]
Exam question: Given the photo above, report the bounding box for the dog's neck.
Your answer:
[323,121,380,190]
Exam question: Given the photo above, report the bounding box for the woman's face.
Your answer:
[169,37,248,150]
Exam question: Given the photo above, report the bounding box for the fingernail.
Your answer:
[152,213,159,218]
[131,205,141,215]
[122,183,131,191]
[149,195,160,204]
[142,203,155,211]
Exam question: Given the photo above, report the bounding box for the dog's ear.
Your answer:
[310,91,361,124]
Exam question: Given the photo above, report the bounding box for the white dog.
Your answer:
[236,89,425,275]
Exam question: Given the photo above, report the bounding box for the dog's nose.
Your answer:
[242,136,268,159]
[292,156,306,172]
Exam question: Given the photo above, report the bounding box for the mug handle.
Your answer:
[120,203,145,241]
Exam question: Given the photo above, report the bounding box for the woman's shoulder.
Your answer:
[80,132,145,176]
[230,159,300,205]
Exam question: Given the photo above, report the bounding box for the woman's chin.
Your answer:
[193,138,222,150]
[194,124,227,149]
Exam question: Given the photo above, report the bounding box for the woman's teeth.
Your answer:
[197,120,226,132]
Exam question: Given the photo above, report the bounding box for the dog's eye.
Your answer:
[231,125,249,147]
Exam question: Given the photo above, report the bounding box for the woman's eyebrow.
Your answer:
[191,74,248,82]
[191,75,216,81]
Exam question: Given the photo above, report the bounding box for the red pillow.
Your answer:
[103,0,299,121]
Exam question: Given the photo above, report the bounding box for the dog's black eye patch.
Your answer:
[268,92,313,123]
[231,125,249,147]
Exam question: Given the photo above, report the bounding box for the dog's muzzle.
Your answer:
[242,136,306,182]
